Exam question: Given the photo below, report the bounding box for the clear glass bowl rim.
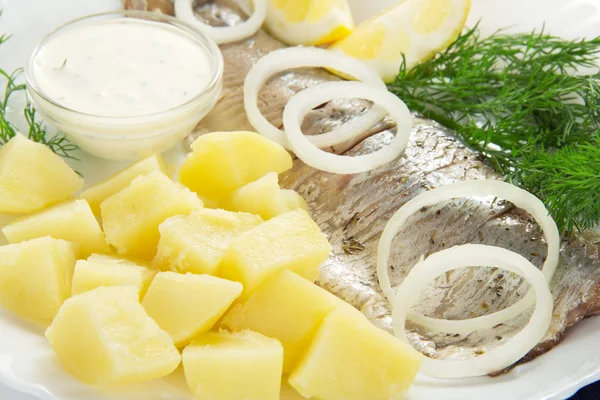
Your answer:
[24,9,224,140]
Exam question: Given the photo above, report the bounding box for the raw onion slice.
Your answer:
[283,81,412,174]
[244,47,387,150]
[174,0,266,44]
[392,244,553,378]
[377,179,560,334]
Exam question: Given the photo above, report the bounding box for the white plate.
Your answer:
[1,0,600,399]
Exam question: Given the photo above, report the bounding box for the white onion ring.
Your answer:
[174,0,266,44]
[393,244,553,378]
[282,81,412,174]
[244,47,387,150]
[377,180,560,334]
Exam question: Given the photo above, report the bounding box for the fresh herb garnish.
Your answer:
[0,10,77,159]
[389,24,600,233]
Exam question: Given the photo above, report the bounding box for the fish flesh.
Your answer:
[125,0,600,372]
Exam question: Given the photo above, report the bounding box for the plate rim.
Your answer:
[2,0,600,399]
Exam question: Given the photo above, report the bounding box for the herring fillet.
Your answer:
[124,0,600,372]
[180,0,394,151]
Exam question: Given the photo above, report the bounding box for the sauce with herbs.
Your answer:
[31,18,212,117]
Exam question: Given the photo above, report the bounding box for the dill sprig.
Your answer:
[23,104,78,158]
[0,10,77,159]
[513,136,600,232]
[388,24,600,233]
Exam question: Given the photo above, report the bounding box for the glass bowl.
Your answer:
[25,10,223,161]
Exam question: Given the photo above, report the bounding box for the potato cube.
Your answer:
[86,253,150,268]
[71,259,156,299]
[81,154,167,215]
[0,236,77,322]
[2,199,109,257]
[46,286,180,385]
[280,380,307,400]
[101,171,204,260]
[142,272,242,347]
[281,189,307,211]
[288,309,423,400]
[183,330,283,400]
[220,210,331,296]
[153,209,262,275]
[225,172,289,220]
[223,270,358,373]
[0,135,83,214]
[178,131,292,203]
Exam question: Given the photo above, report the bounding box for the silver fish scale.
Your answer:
[281,121,600,368]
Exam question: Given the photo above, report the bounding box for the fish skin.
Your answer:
[124,0,174,14]
[282,121,600,368]
[193,38,383,150]
[124,0,600,371]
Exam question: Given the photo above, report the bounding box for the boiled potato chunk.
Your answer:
[280,380,308,400]
[142,272,242,347]
[288,309,423,400]
[223,270,358,373]
[281,189,307,211]
[226,172,289,220]
[71,259,156,299]
[2,199,109,257]
[220,209,331,296]
[0,135,83,214]
[81,154,167,215]
[0,236,77,322]
[101,171,204,260]
[46,286,180,386]
[182,330,283,400]
[153,209,262,275]
[178,131,293,203]
[87,253,150,268]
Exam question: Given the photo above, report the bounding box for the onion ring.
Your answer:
[392,244,553,378]
[282,81,412,174]
[244,47,387,150]
[377,179,560,334]
[174,0,266,45]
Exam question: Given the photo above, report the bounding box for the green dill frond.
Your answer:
[389,25,600,233]
[510,137,600,233]
[0,14,77,158]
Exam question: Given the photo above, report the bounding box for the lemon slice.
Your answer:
[330,0,471,83]
[265,0,355,46]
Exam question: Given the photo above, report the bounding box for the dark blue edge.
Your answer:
[570,381,600,400]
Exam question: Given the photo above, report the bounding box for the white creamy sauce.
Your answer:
[31,19,212,117]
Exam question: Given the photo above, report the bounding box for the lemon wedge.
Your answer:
[330,0,471,83]
[265,0,354,46]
